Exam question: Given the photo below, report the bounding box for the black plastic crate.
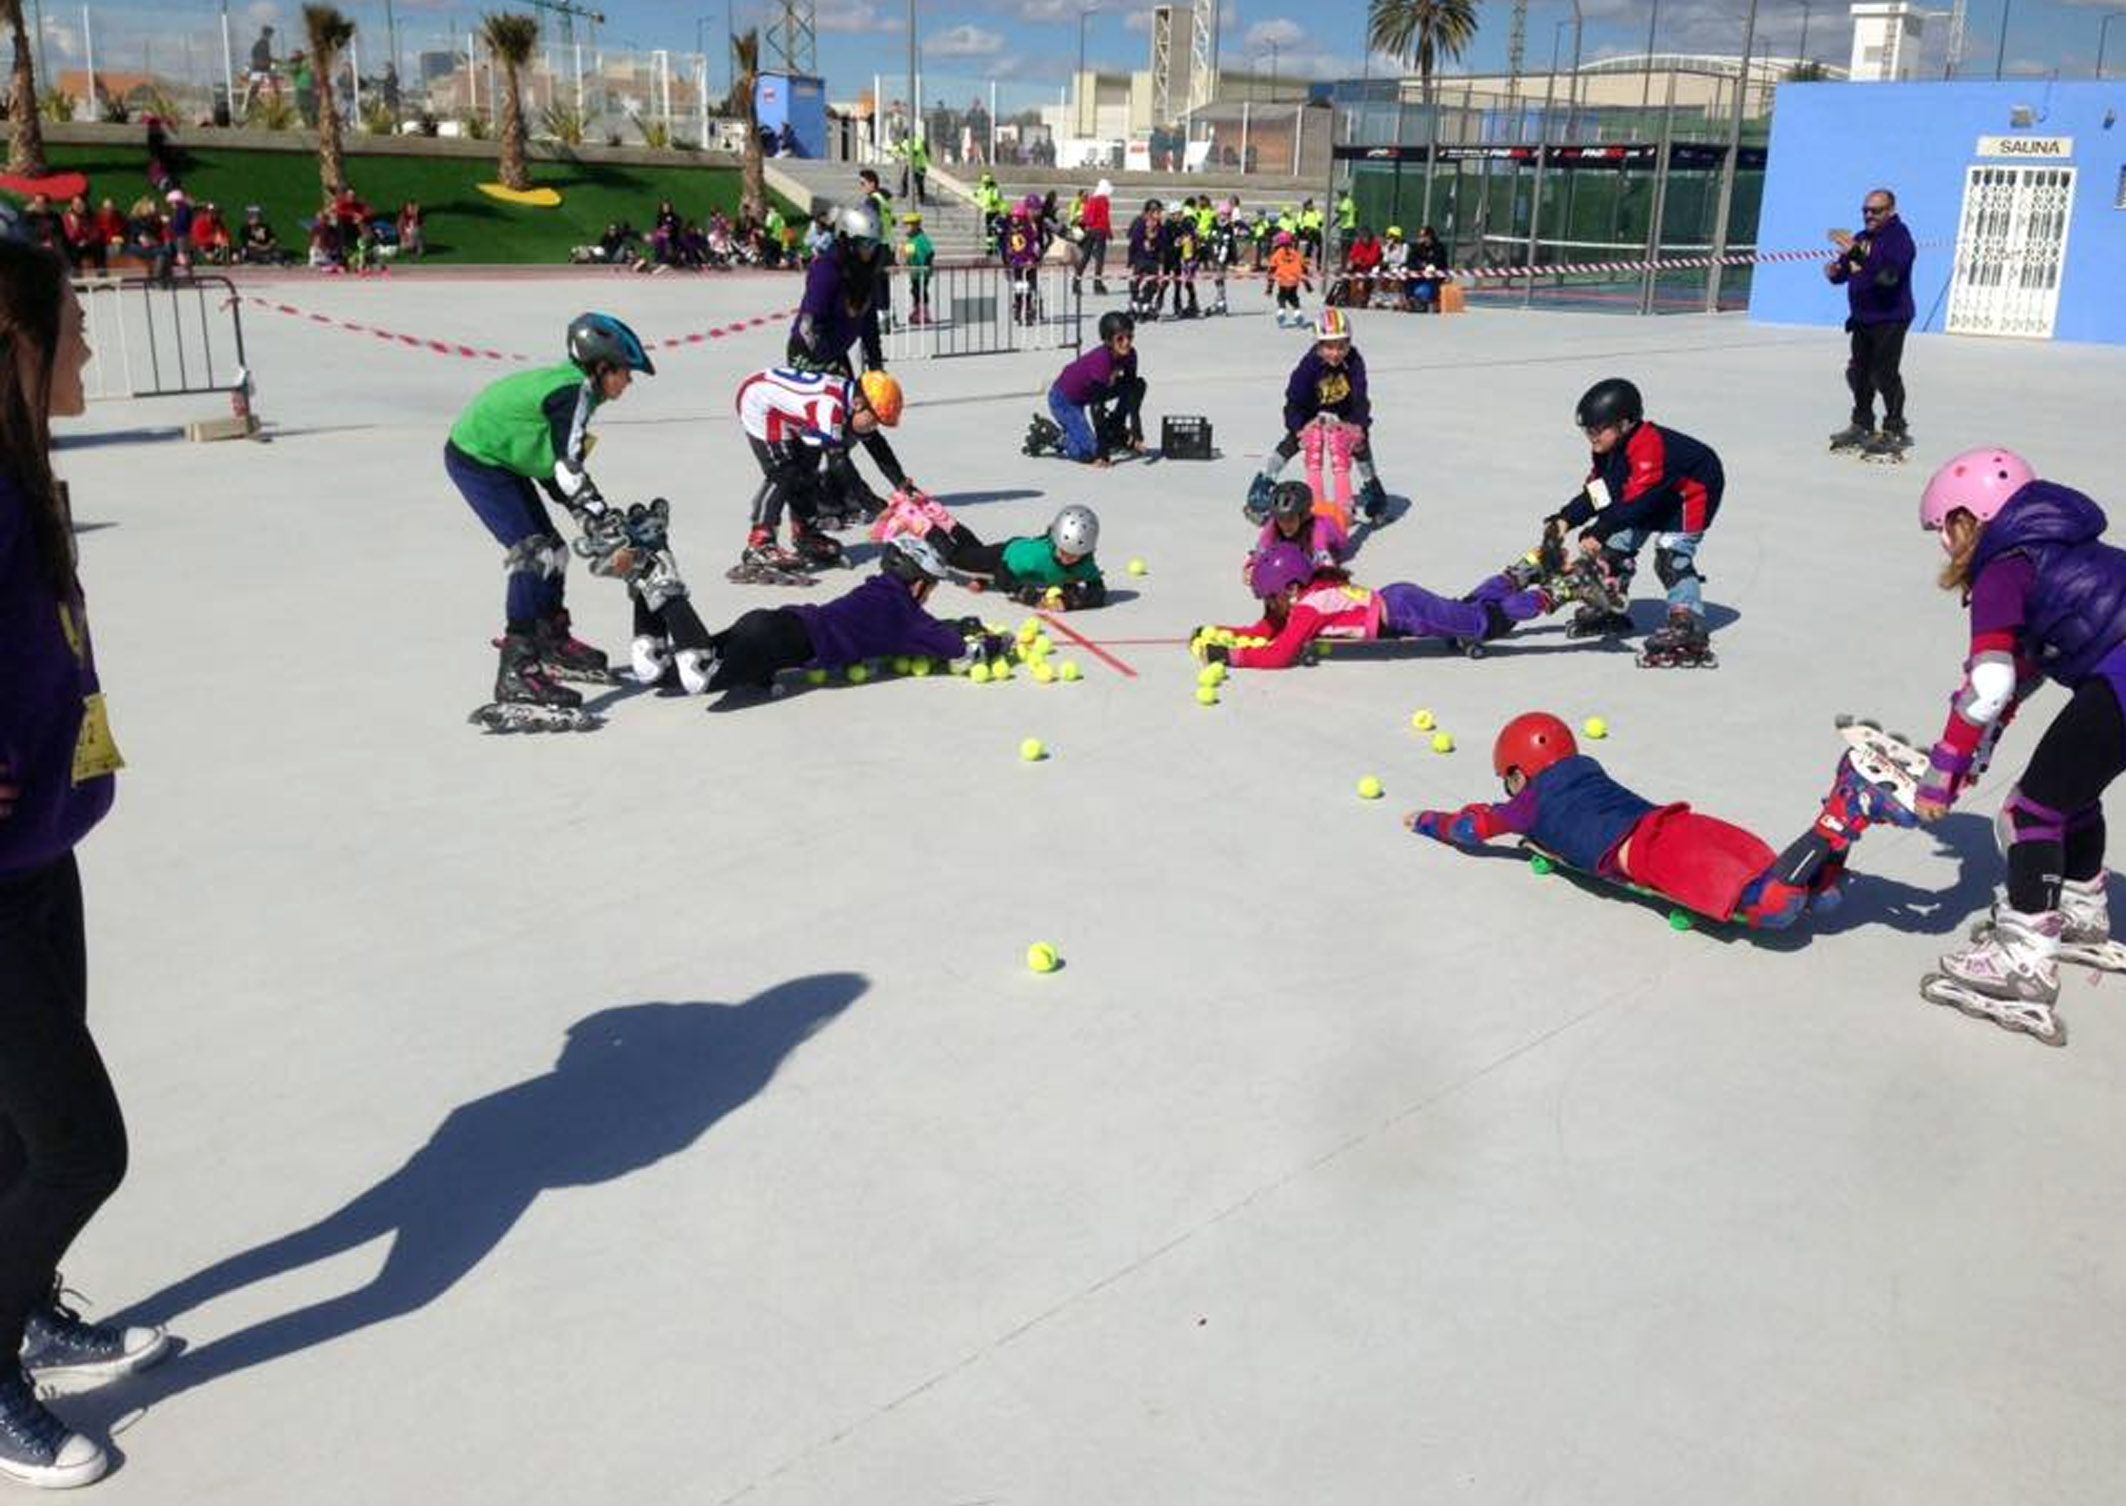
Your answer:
[1161,414,1214,460]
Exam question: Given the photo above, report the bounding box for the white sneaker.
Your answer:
[629,634,672,685]
[1939,904,2062,1004]
[674,646,720,696]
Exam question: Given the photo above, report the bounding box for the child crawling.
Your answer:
[1405,713,1917,928]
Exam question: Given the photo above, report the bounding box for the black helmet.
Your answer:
[1270,481,1314,527]
[879,534,948,586]
[1097,310,1135,343]
[567,312,655,376]
[1575,378,1642,431]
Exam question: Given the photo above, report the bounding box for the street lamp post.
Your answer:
[1995,0,2013,81]
[1076,6,1097,139]
[1798,0,1813,65]
[2100,12,2124,78]
[906,0,917,159]
[1641,0,1660,109]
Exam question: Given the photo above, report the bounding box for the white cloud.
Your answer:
[926,24,1007,58]
[817,0,898,35]
[1244,19,1306,51]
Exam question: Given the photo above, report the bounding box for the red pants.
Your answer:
[1618,806,1777,921]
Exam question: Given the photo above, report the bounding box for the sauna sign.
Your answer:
[1976,136,2074,159]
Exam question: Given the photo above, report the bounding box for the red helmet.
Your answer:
[1493,712,1577,782]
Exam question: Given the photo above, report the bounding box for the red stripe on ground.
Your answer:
[1037,610,1137,678]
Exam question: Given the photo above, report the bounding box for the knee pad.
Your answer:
[1654,547,1701,592]
[1599,547,1637,585]
[1997,785,2070,854]
[505,533,568,579]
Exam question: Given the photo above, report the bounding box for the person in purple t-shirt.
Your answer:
[1826,186,1917,461]
[1912,448,2126,1045]
[1025,311,1145,466]
[0,241,169,1491]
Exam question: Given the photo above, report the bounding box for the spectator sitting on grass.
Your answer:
[396,200,425,259]
[61,196,105,272]
[189,202,232,265]
[240,205,283,264]
[307,215,343,270]
[92,198,125,253]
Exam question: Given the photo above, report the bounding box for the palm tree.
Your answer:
[302,4,357,194]
[1365,0,1480,107]
[1,0,48,175]
[723,27,764,222]
[482,13,539,191]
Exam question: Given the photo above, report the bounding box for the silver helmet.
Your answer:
[1048,504,1100,557]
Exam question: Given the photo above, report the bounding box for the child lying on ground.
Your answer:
[873,496,1108,609]
[1405,712,1916,927]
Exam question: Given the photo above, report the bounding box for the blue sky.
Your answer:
[35,0,2126,113]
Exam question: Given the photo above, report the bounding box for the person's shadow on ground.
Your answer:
[90,974,863,1420]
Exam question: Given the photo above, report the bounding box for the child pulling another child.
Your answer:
[873,496,1108,610]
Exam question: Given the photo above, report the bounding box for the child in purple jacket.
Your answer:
[1029,310,1145,466]
[686,535,1002,706]
[1912,449,2126,1045]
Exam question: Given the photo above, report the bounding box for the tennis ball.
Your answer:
[891,656,911,675]
[992,660,1013,681]
[1060,661,1082,681]
[1026,941,1060,973]
[1197,664,1225,688]
[1357,775,1384,800]
[1128,558,1148,576]
[912,658,933,677]
[970,661,992,684]
[1431,731,1455,754]
[1033,633,1053,655]
[1668,910,1694,932]
[805,668,828,685]
[1411,708,1435,731]
[1020,737,1046,762]
[1034,663,1056,684]
[1196,685,1218,706]
[847,664,871,684]
[1583,715,1608,739]
[1017,618,1040,641]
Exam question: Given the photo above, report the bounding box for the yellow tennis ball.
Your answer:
[1034,663,1056,684]
[1060,661,1082,681]
[1411,708,1435,731]
[1197,664,1225,688]
[1582,715,1608,739]
[805,668,828,685]
[1026,941,1059,973]
[1017,619,1040,641]
[891,656,910,675]
[1019,737,1046,761]
[1431,731,1455,754]
[992,660,1013,681]
[847,664,871,684]
[1033,633,1053,654]
[970,661,992,684]
[1196,685,1219,706]
[1128,558,1148,576]
[912,658,933,676]
[1357,775,1384,800]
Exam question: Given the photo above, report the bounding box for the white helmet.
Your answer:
[1048,504,1100,557]
[837,201,883,248]
[881,532,949,584]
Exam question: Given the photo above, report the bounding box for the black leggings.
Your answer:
[0,853,129,1355]
[1845,320,1909,431]
[710,606,814,690]
[941,524,1006,578]
[2003,677,2126,912]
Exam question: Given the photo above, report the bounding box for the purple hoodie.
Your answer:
[1282,346,1371,433]
[1971,481,2126,687]
[790,573,966,670]
[1832,213,1915,327]
[792,252,883,369]
[0,472,115,877]
[1052,344,1137,407]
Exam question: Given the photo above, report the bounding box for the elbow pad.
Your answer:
[1958,653,2019,726]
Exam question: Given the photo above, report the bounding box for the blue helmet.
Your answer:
[567,312,655,376]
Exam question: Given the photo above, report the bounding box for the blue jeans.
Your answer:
[1048,386,1099,463]
[1603,526,1704,615]
[446,440,564,624]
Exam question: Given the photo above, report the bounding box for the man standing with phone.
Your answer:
[1826,187,1917,461]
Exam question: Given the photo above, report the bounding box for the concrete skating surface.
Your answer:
[50,273,2126,1504]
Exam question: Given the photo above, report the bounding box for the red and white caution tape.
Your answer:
[230,295,795,362]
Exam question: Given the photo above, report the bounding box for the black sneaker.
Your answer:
[0,1367,105,1490]
[21,1289,171,1392]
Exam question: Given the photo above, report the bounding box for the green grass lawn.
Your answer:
[32,142,798,264]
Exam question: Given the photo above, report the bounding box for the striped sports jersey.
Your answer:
[736,367,852,447]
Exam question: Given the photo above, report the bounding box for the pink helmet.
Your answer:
[1273,230,1296,248]
[1248,541,1313,600]
[1920,448,2036,540]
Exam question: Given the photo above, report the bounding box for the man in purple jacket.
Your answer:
[1826,187,1917,461]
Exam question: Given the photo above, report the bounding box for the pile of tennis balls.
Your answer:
[956,619,1084,688]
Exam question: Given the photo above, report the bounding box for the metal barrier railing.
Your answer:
[75,274,259,437]
[882,261,1084,362]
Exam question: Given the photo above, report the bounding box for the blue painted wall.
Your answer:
[1750,81,2126,344]
[756,73,827,159]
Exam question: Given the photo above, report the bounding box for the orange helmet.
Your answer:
[1493,712,1578,782]
[858,370,903,427]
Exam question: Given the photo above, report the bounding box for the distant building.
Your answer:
[1848,2,1927,82]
